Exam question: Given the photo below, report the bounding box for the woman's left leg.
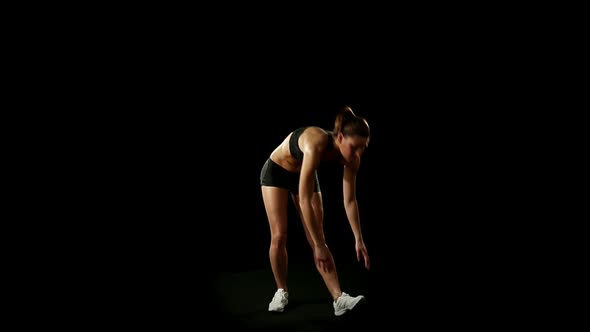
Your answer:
[292,192,343,301]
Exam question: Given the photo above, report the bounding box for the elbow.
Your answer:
[343,197,356,208]
[343,193,356,205]
[299,197,313,207]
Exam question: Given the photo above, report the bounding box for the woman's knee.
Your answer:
[270,232,288,247]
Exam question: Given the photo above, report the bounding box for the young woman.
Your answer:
[260,106,371,316]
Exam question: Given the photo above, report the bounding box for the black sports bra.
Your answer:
[289,127,334,161]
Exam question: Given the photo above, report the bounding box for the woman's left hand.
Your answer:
[356,241,370,270]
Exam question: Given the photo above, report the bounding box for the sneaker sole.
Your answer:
[268,302,288,313]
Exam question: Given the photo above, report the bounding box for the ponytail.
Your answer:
[333,106,370,138]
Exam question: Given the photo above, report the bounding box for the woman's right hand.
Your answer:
[314,243,333,273]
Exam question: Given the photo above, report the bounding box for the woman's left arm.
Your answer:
[343,160,370,270]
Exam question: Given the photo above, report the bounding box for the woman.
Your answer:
[260,106,371,316]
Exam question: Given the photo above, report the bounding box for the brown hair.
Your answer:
[333,106,370,138]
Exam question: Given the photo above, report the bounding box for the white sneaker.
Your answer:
[333,292,366,316]
[268,288,289,312]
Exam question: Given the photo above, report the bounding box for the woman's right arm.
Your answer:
[299,147,324,247]
[298,130,333,272]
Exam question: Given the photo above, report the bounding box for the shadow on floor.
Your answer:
[210,262,374,331]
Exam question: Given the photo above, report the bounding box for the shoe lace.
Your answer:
[337,293,352,306]
[272,292,286,304]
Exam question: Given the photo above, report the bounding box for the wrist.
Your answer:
[314,241,327,248]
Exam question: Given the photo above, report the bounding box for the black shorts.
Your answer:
[260,158,320,194]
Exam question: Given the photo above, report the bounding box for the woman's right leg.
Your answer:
[261,185,290,292]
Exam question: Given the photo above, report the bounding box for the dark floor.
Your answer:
[210,261,374,331]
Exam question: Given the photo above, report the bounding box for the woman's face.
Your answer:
[339,135,369,163]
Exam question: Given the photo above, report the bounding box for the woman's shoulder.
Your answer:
[300,126,331,147]
[301,126,328,136]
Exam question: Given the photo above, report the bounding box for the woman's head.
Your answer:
[333,106,370,163]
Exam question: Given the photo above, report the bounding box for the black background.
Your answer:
[68,17,542,326]
[94,77,522,326]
